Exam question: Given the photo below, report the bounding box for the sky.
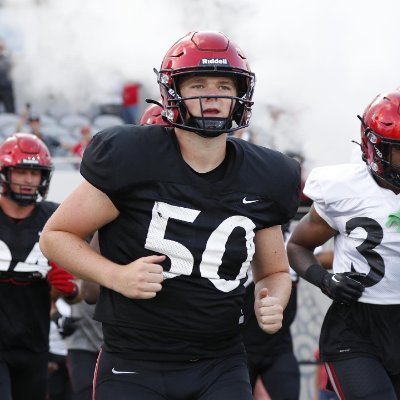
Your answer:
[1,0,400,171]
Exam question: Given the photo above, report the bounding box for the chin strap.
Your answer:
[9,191,38,206]
[190,117,230,131]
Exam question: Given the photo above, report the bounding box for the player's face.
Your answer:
[9,168,42,194]
[179,75,237,119]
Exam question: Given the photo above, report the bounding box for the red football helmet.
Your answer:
[157,31,255,137]
[360,91,400,189]
[139,103,168,125]
[0,133,53,205]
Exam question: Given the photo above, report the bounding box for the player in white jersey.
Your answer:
[287,90,400,399]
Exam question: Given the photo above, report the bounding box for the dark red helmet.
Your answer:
[360,91,400,189]
[139,103,168,125]
[0,133,53,205]
[157,31,255,137]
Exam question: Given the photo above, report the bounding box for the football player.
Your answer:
[139,102,165,125]
[39,31,300,399]
[287,90,400,399]
[0,133,79,400]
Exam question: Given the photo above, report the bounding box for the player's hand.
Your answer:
[321,272,366,304]
[48,262,79,299]
[113,255,165,300]
[254,288,284,334]
[51,311,80,337]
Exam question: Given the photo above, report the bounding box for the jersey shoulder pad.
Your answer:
[304,163,370,204]
[231,140,301,222]
[81,125,168,193]
[40,200,59,214]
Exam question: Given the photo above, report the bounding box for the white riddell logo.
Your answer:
[201,58,228,65]
[112,368,138,375]
[243,197,259,204]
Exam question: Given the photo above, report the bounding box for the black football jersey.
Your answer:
[81,125,300,360]
[0,201,58,353]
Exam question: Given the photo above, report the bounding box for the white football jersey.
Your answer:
[305,163,400,305]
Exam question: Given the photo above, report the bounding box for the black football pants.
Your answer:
[0,350,48,400]
[93,349,253,400]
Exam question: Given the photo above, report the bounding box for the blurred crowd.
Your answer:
[0,37,140,163]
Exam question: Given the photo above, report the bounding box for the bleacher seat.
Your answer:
[2,123,29,136]
[0,113,19,130]
[41,124,71,140]
[92,114,124,131]
[59,114,91,132]
[39,114,58,126]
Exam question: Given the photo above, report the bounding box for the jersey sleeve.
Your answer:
[237,142,301,228]
[80,127,120,194]
[303,167,338,230]
[263,152,301,227]
[280,156,301,223]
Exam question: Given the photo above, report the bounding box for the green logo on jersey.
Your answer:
[386,210,400,232]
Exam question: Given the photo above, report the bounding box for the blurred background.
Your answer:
[1,0,400,171]
[1,1,399,398]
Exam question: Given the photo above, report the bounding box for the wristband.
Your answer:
[304,264,328,288]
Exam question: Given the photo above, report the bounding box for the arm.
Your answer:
[251,225,292,334]
[80,231,101,304]
[287,205,365,303]
[80,279,100,304]
[39,180,165,300]
[287,205,336,277]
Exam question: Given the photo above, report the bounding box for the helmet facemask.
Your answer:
[359,91,400,191]
[360,119,400,190]
[159,69,254,138]
[2,165,52,206]
[157,31,256,138]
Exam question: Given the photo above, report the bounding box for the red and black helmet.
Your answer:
[139,103,168,125]
[157,31,255,137]
[0,133,53,205]
[360,91,400,189]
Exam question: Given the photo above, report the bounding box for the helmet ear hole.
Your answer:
[139,102,167,125]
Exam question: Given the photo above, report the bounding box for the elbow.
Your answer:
[39,230,52,259]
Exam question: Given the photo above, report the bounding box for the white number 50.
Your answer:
[145,201,255,293]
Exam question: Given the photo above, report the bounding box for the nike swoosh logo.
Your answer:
[243,197,259,204]
[112,367,138,375]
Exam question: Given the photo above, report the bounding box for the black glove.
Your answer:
[51,311,80,337]
[321,272,366,304]
[305,264,366,304]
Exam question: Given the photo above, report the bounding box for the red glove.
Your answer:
[48,262,79,299]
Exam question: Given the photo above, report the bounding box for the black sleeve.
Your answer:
[258,149,301,227]
[80,126,123,194]
[80,124,169,199]
[278,155,301,223]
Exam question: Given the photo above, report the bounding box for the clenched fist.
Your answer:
[254,288,284,334]
[112,255,165,299]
